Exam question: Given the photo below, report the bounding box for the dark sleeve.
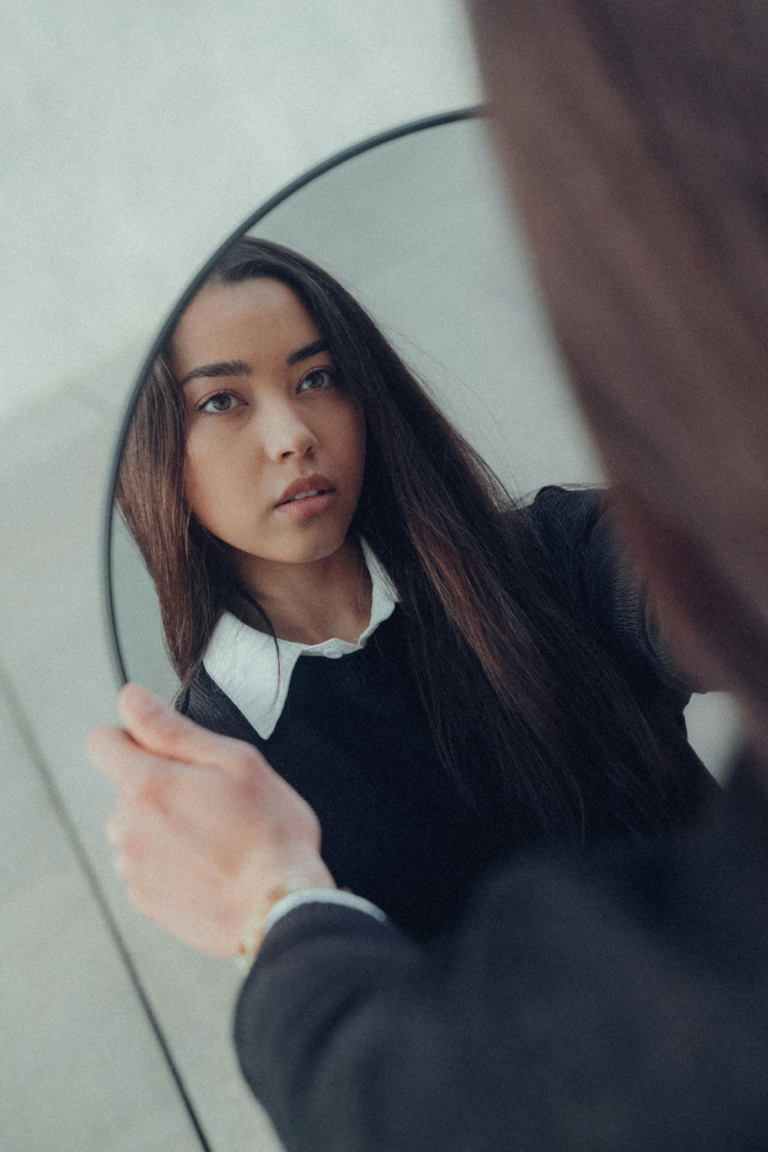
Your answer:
[525,486,694,698]
[234,802,768,1152]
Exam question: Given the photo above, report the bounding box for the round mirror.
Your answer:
[105,108,603,697]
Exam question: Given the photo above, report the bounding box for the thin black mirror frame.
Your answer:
[102,106,485,687]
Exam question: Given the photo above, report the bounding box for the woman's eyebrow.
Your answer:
[179,360,250,387]
[287,339,329,366]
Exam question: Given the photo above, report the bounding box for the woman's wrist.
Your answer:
[236,868,336,970]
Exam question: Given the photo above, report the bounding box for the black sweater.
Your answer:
[177,487,719,940]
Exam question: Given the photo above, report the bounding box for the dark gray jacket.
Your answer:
[235,753,765,1152]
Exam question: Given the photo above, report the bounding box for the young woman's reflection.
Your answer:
[116,238,717,939]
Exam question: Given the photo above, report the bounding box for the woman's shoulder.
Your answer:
[519,484,608,550]
[518,485,691,694]
[515,483,623,612]
[513,484,610,587]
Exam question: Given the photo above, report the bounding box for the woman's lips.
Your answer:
[275,474,337,521]
[276,473,334,505]
[275,489,337,520]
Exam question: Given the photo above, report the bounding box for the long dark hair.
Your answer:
[118,236,693,844]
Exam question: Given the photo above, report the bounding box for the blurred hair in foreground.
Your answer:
[471,0,768,749]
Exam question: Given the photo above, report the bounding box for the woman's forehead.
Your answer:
[171,278,321,372]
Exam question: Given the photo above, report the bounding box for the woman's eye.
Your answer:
[299,368,335,392]
[198,391,241,414]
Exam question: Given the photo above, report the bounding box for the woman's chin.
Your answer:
[238,523,354,570]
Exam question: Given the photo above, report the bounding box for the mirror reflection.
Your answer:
[108,117,721,944]
[110,116,605,702]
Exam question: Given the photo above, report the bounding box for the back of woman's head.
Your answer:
[471,0,768,732]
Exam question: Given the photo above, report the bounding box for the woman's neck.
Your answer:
[233,537,373,645]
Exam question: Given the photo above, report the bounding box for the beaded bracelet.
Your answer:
[235,878,326,972]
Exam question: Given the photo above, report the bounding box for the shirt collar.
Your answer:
[202,540,399,740]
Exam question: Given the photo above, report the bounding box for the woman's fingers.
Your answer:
[88,724,176,800]
[89,692,312,847]
[116,683,263,778]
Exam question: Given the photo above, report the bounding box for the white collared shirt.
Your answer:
[203,540,400,739]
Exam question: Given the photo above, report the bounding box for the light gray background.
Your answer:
[1,6,740,1152]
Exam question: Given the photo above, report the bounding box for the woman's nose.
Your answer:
[260,403,317,461]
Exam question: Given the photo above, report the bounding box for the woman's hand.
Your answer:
[88,683,335,956]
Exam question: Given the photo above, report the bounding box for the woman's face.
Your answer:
[171,277,366,569]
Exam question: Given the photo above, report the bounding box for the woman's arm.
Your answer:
[234,785,768,1152]
[89,687,766,1151]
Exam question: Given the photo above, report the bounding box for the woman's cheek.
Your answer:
[337,400,366,482]
[184,437,233,527]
